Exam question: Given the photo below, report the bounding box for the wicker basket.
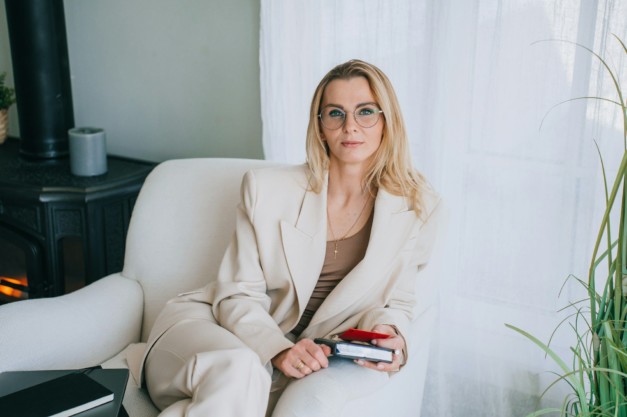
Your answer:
[0,109,8,144]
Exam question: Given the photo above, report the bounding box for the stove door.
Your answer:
[0,225,44,302]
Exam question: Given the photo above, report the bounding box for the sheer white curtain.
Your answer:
[260,1,627,416]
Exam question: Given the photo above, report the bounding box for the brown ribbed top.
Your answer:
[290,211,374,337]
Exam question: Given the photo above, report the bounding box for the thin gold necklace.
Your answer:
[327,195,371,259]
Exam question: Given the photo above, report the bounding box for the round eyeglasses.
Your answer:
[318,104,384,130]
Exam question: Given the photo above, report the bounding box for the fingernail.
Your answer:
[371,340,377,345]
[355,359,364,365]
[394,349,401,355]
[377,363,385,370]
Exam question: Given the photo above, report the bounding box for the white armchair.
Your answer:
[0,158,436,417]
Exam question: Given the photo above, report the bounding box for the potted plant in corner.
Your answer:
[0,71,16,145]
[507,35,627,417]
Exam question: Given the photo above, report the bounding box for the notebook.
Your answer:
[314,338,394,363]
[0,368,129,417]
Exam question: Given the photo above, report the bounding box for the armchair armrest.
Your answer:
[0,274,143,372]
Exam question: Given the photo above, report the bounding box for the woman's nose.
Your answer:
[343,113,359,131]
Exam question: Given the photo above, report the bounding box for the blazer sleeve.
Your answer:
[210,170,294,366]
[357,197,444,358]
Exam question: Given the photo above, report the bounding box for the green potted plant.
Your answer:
[507,35,627,417]
[0,71,16,144]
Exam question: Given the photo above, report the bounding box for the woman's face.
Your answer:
[319,76,384,169]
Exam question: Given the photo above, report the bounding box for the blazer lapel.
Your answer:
[303,189,418,331]
[280,177,327,319]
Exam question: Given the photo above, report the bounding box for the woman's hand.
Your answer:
[272,338,332,379]
[354,324,405,372]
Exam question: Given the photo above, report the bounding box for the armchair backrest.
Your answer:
[121,158,282,340]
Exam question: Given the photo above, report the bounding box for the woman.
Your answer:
[140,59,442,417]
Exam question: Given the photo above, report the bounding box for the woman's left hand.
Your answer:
[354,324,405,372]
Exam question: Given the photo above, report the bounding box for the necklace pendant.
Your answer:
[327,193,371,261]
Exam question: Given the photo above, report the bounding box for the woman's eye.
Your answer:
[358,107,376,116]
[328,109,345,118]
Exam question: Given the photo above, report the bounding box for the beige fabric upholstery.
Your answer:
[0,158,437,416]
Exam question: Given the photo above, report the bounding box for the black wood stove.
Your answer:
[0,139,154,302]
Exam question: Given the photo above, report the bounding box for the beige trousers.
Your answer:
[145,318,390,417]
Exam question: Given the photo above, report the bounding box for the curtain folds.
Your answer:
[260,1,627,415]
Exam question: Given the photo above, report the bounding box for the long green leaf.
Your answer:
[505,324,589,413]
[524,408,563,417]
[594,140,615,289]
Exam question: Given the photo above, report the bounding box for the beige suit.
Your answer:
[141,164,442,417]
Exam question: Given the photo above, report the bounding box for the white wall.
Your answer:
[0,0,263,162]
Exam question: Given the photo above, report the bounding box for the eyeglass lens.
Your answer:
[319,105,382,130]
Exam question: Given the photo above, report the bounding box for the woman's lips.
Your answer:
[341,141,363,147]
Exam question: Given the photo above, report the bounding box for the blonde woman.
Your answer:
[140,59,442,417]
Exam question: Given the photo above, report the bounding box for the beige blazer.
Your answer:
[137,164,442,385]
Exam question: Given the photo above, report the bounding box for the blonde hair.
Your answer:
[305,59,430,218]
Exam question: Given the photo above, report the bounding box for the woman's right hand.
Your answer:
[271,338,331,378]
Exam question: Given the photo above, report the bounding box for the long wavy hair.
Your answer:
[305,59,431,218]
